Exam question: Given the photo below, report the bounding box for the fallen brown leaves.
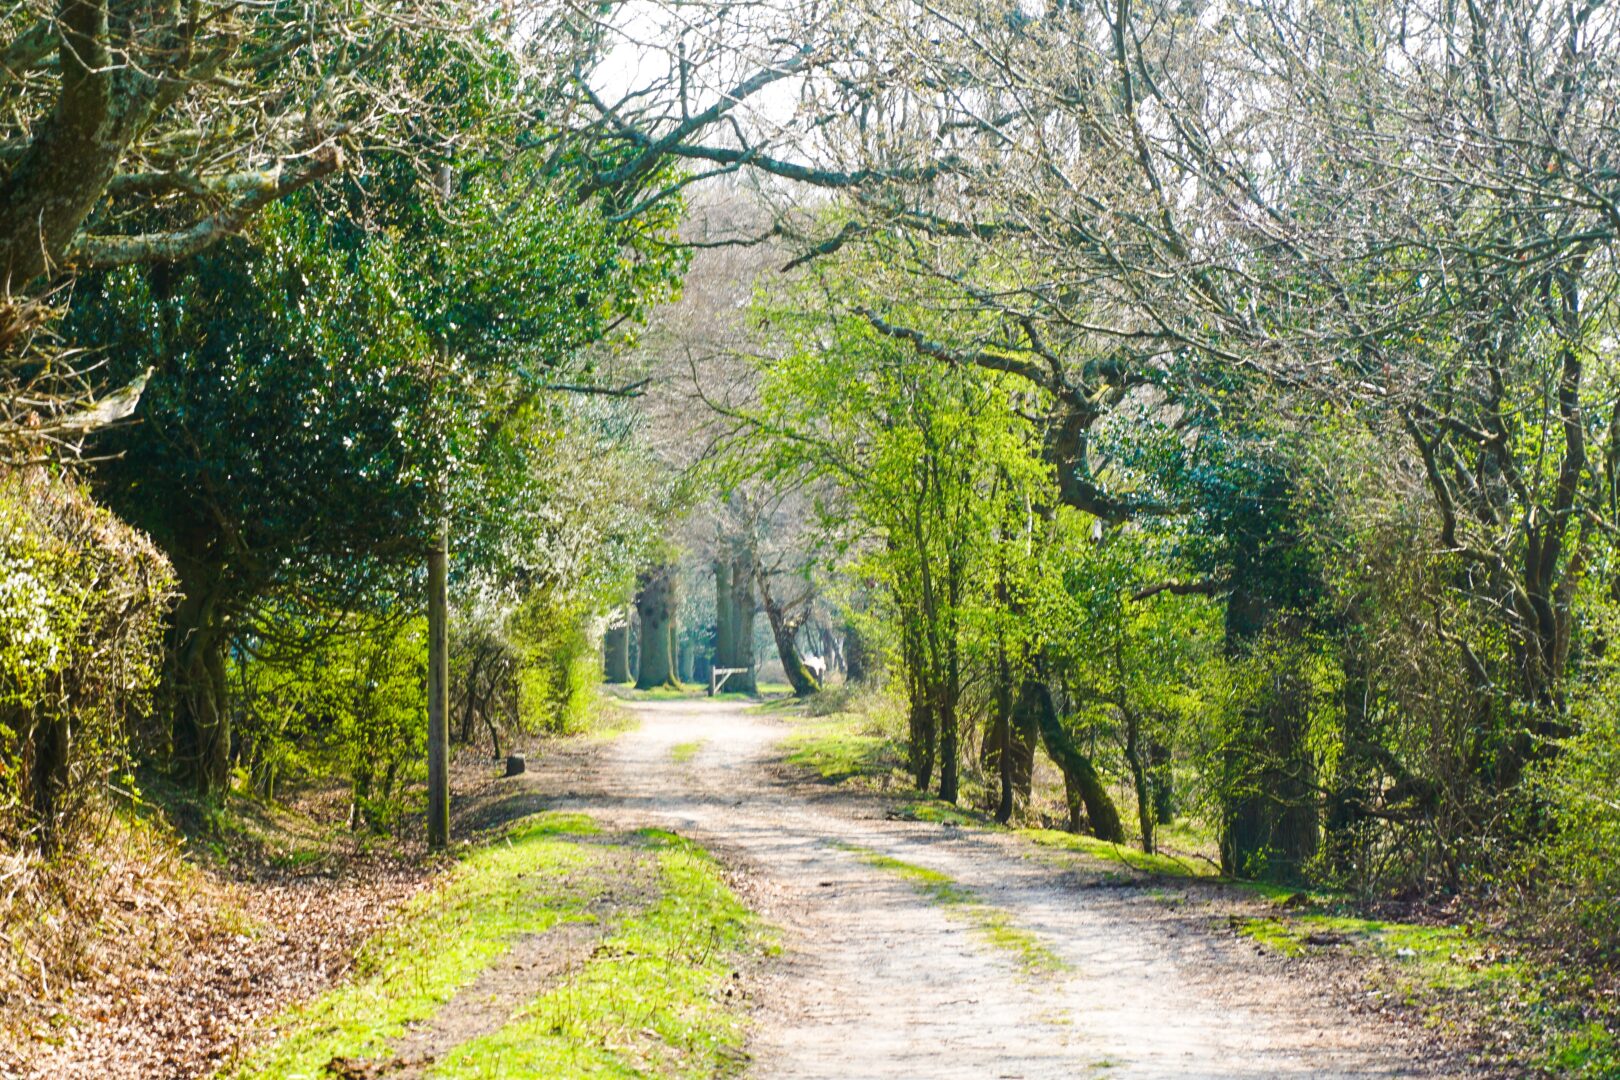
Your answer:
[0,806,438,1080]
[0,739,570,1080]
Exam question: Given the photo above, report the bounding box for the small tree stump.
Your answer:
[504,753,526,777]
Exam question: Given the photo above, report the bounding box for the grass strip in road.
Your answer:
[835,842,1065,978]
[669,740,706,764]
[224,812,613,1078]
[430,830,775,1078]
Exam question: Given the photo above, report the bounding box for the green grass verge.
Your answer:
[1016,828,1219,880]
[224,815,773,1080]
[670,740,705,764]
[431,830,775,1078]
[224,813,612,1078]
[896,799,986,826]
[836,843,1064,977]
[753,681,795,697]
[1235,911,1619,1075]
[779,715,906,786]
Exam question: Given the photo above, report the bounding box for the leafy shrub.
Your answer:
[1538,665,1620,952]
[233,614,426,831]
[0,467,172,844]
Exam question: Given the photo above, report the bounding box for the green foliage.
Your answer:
[1537,639,1620,949]
[231,814,769,1079]
[510,590,599,737]
[233,615,426,827]
[749,250,1057,799]
[0,468,172,837]
[437,830,771,1078]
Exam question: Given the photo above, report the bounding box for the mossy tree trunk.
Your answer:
[166,550,232,795]
[635,566,680,690]
[758,570,821,698]
[843,618,870,684]
[1024,677,1125,842]
[1220,589,1320,879]
[1122,705,1156,854]
[715,543,756,694]
[714,559,734,676]
[603,614,631,683]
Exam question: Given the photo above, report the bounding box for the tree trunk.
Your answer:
[843,618,869,684]
[1148,738,1173,825]
[1024,678,1125,842]
[714,559,734,670]
[937,643,960,803]
[1220,591,1320,879]
[990,648,1016,824]
[759,573,821,697]
[1122,707,1155,854]
[635,566,680,689]
[911,694,936,792]
[901,613,935,790]
[167,576,231,795]
[0,2,139,288]
[723,549,757,694]
[426,523,449,851]
[677,627,694,682]
[668,617,683,687]
[603,619,631,683]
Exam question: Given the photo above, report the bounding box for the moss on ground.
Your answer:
[778,714,906,786]
[669,740,705,764]
[897,799,986,826]
[431,830,774,1078]
[836,843,1064,977]
[1235,908,1620,1075]
[224,814,771,1080]
[1016,828,1219,880]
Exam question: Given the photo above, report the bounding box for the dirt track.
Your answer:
[475,696,1455,1079]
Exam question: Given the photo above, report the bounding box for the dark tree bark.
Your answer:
[677,625,694,682]
[989,652,1015,824]
[714,558,734,670]
[937,649,960,803]
[758,571,821,697]
[714,545,756,694]
[899,611,935,790]
[1220,592,1319,879]
[1122,706,1155,854]
[843,618,870,684]
[603,618,631,683]
[634,565,680,690]
[1024,678,1125,843]
[166,549,232,795]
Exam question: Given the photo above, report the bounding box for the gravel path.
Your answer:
[516,696,1449,1079]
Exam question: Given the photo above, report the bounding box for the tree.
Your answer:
[69,134,680,791]
[634,564,681,690]
[0,2,575,445]
[746,253,1092,811]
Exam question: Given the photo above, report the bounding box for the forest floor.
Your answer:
[523,694,1468,1078]
[9,694,1559,1078]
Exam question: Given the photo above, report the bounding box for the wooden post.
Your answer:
[427,520,450,851]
